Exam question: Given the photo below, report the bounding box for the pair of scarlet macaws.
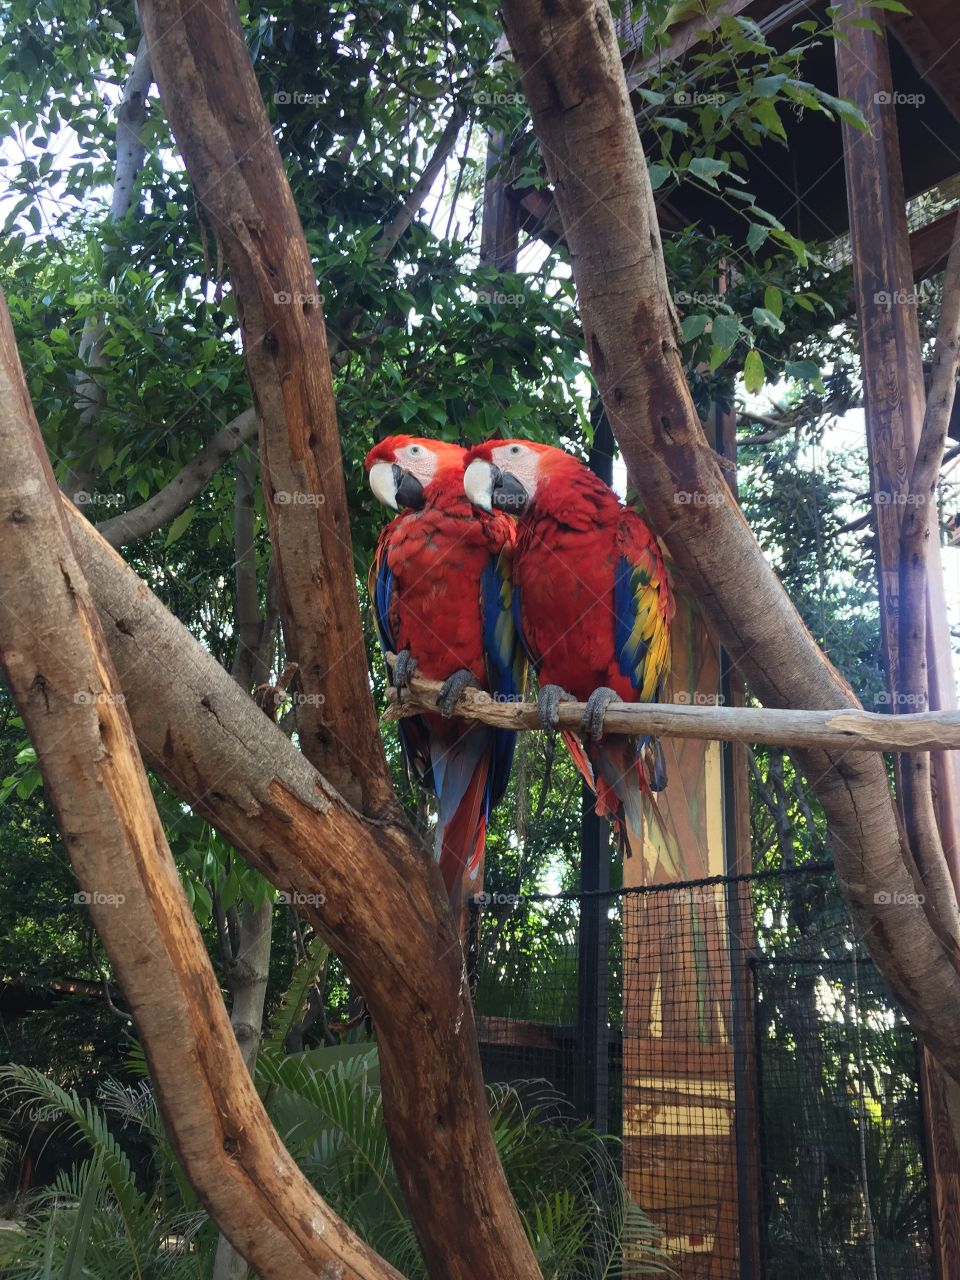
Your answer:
[364,435,675,907]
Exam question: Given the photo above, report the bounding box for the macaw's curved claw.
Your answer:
[437,668,480,718]
[393,649,418,689]
[580,686,623,741]
[537,684,576,732]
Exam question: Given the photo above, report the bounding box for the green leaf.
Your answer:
[657,115,690,134]
[687,156,730,188]
[708,342,729,372]
[763,285,783,318]
[752,96,787,140]
[647,162,672,190]
[164,507,195,546]
[747,223,769,253]
[711,313,739,350]
[743,349,765,394]
[786,359,826,392]
[753,74,788,98]
[681,313,711,342]
[752,306,785,333]
[814,89,869,132]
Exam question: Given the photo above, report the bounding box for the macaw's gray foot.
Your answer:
[437,668,480,718]
[581,687,623,741]
[538,684,576,731]
[393,649,417,689]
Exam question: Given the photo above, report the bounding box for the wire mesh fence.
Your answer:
[469,865,933,1280]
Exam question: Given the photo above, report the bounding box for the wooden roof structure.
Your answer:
[511,0,960,278]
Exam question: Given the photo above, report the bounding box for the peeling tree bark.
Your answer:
[0,294,400,1280]
[60,498,542,1279]
[126,6,539,1268]
[498,0,960,1077]
[138,0,389,812]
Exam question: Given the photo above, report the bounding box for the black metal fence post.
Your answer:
[575,405,614,1129]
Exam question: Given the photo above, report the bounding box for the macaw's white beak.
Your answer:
[464,458,495,512]
[368,461,399,510]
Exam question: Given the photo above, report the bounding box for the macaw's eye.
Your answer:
[510,445,521,455]
[409,445,420,456]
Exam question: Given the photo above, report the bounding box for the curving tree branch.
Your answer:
[96,407,258,547]
[897,212,960,930]
[498,0,960,1076]
[0,292,398,1280]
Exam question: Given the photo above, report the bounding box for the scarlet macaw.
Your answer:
[463,440,674,859]
[365,435,523,905]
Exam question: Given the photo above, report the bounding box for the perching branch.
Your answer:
[385,666,960,754]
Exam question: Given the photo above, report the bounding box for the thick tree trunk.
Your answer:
[0,296,399,1280]
[497,0,960,1076]
[129,2,539,1271]
[62,499,541,1279]
[137,0,389,813]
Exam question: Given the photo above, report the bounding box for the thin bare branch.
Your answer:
[386,665,960,753]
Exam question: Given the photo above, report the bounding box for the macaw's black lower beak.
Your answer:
[393,464,425,510]
[490,467,530,514]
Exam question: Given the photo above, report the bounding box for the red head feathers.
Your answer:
[365,435,465,511]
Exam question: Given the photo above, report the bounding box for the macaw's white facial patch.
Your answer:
[368,460,399,510]
[395,442,439,490]
[463,458,496,511]
[490,442,541,501]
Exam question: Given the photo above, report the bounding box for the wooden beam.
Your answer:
[889,0,960,125]
[913,210,960,282]
[835,10,960,1275]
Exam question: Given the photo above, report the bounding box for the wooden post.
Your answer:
[835,8,960,1274]
[621,395,758,1279]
